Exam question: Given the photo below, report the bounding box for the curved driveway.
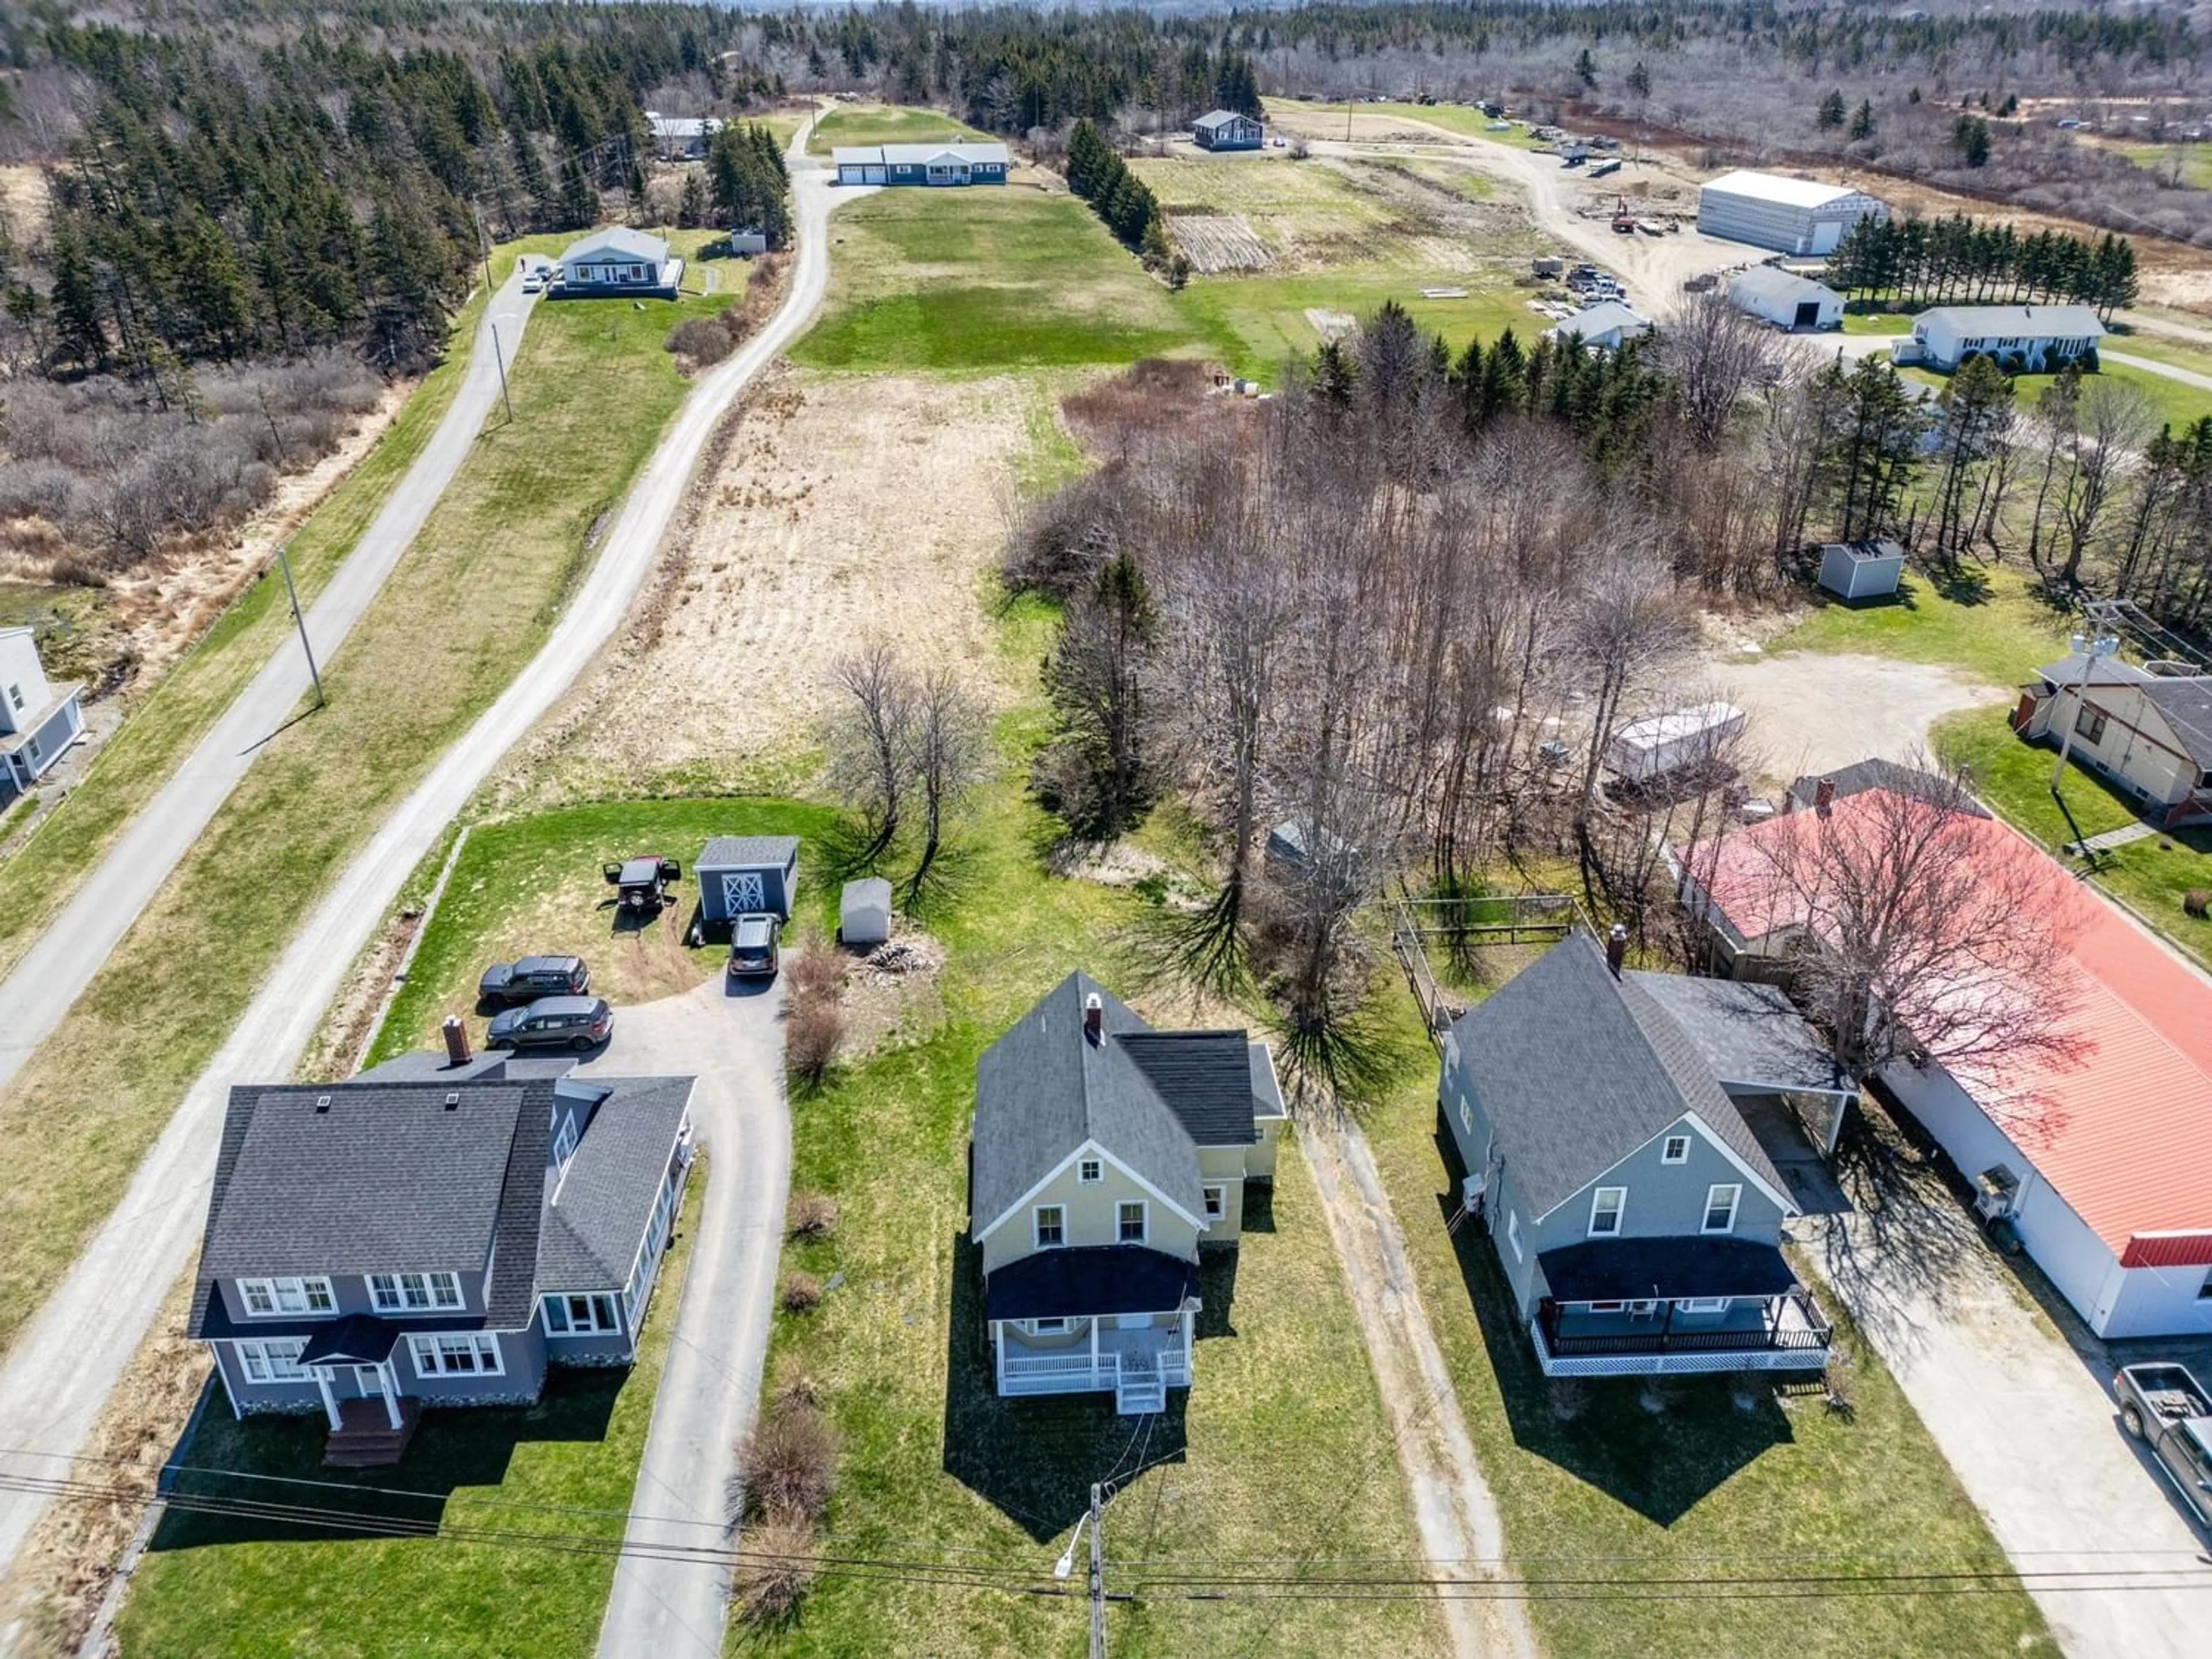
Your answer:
[0,268,535,1091]
[0,117,856,1580]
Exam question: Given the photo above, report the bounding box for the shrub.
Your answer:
[786,998,843,1089]
[737,1395,838,1525]
[788,1192,839,1238]
[665,316,736,366]
[1824,1359,1859,1419]
[779,1271,823,1314]
[734,1514,819,1623]
[2184,888,2210,919]
[784,945,844,1006]
[1547,1377,1591,1422]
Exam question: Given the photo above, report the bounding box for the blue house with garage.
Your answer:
[188,1048,694,1463]
[832,142,1010,187]
[1193,109,1264,150]
[1439,929,1850,1377]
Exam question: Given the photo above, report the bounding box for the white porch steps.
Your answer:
[1115,1353,1165,1415]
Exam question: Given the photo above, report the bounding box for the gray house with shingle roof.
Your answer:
[970,972,1285,1413]
[190,1051,693,1460]
[2013,654,2212,827]
[1439,933,1837,1377]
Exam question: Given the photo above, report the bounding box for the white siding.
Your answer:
[2099,1257,2212,1339]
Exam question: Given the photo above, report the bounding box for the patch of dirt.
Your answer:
[1305,307,1357,341]
[491,368,1033,808]
[1707,650,2000,791]
[832,928,948,1056]
[0,165,47,244]
[1164,211,1273,272]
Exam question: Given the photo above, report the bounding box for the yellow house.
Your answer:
[969,973,1285,1415]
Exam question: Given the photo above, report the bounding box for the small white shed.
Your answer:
[1817,539,1907,601]
[840,877,893,947]
[1604,703,1747,783]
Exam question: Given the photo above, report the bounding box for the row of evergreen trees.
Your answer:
[1064,120,1173,270]
[706,123,792,249]
[1827,214,2139,317]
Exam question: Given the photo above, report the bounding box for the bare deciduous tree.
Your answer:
[903,664,992,904]
[1652,291,1789,451]
[824,643,918,869]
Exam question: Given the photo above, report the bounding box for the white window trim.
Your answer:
[1033,1204,1066,1249]
[1077,1158,1102,1185]
[1703,1184,1742,1235]
[407,1332,504,1378]
[1027,1317,1069,1336]
[543,1292,619,1336]
[370,1271,465,1313]
[552,1112,580,1168]
[237,1275,336,1318]
[1588,1186,1627,1238]
[1202,1184,1227,1221]
[1676,1297,1730,1313]
[1660,1135,1690,1165]
[1116,1199,1149,1245]
[1506,1210,1524,1262]
[1586,1300,1624,1314]
[235,1338,310,1384]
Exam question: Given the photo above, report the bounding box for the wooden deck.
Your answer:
[323,1396,422,1468]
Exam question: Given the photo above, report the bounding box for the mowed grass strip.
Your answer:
[790,188,1209,371]
[807,103,991,156]
[114,1149,705,1658]
[1357,992,2054,1659]
[732,772,1443,1658]
[1764,562,2069,689]
[0,243,726,1357]
[0,277,491,980]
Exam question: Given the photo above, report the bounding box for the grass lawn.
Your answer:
[0,236,730,1359]
[365,797,843,1067]
[0,275,496,981]
[807,104,990,157]
[790,188,1207,372]
[1177,272,1533,381]
[1936,706,2212,967]
[1266,96,1548,151]
[1898,358,2212,430]
[729,763,1442,1657]
[115,1150,703,1657]
[1764,562,2071,688]
[1357,990,2052,1658]
[2118,141,2212,190]
[1839,312,1912,336]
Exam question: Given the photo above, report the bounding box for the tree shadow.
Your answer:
[940,1229,1190,1543]
[147,1365,628,1552]
[1921,560,1992,607]
[1427,1118,1793,1527]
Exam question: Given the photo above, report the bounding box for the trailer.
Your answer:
[1604,702,1747,784]
[1589,157,1622,179]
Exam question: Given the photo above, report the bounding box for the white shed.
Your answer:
[1548,301,1650,351]
[1604,703,1747,783]
[840,877,893,947]
[1725,266,1843,331]
[1817,539,1907,601]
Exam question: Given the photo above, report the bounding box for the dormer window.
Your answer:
[370,1271,464,1313]
[238,1276,334,1317]
[552,1112,579,1169]
[1077,1157,1102,1185]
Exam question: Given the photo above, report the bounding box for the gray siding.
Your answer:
[13,697,81,783]
[217,1265,491,1328]
[396,1325,547,1405]
[213,1340,324,1417]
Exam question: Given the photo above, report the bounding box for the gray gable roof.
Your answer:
[1195,109,1252,131]
[1785,758,1990,817]
[1445,934,1791,1219]
[698,835,799,870]
[536,1077,694,1288]
[2138,677,2212,765]
[1621,971,1851,1096]
[974,974,1267,1234]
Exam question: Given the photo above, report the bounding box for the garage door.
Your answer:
[1809,220,1843,256]
[721,871,766,915]
[864,165,886,184]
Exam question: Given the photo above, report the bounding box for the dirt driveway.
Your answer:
[1706,651,1998,790]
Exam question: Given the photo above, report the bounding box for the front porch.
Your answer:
[993,1317,1194,1415]
[1531,1289,1832,1377]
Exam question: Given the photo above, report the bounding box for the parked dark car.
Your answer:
[604,855,681,914]
[2115,1362,2212,1529]
[726,914,781,980]
[478,955,590,1006]
[486,996,614,1052]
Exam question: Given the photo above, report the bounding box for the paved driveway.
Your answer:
[590,971,790,1658]
[1802,1145,2212,1657]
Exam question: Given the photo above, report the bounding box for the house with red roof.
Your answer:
[1681,788,2212,1339]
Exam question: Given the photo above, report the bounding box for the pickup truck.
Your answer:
[2114,1362,2212,1529]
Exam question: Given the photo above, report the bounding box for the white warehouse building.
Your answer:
[1696,169,1889,256]
[1725,266,1843,331]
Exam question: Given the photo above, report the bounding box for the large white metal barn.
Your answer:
[1696,169,1889,256]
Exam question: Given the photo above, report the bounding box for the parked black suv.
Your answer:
[478,955,590,1007]
[726,914,781,980]
[486,996,613,1052]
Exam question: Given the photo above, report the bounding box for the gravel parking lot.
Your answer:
[1707,650,1999,790]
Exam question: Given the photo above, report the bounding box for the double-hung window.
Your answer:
[1034,1205,1066,1248]
[2075,704,2108,745]
[408,1333,503,1377]
[237,1276,335,1317]
[235,1339,310,1383]
[370,1271,464,1313]
[1588,1187,1626,1238]
[1703,1184,1742,1234]
[544,1293,619,1335]
[1202,1185,1227,1222]
[1117,1201,1147,1245]
[1077,1158,1102,1185]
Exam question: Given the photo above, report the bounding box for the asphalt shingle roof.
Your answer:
[2138,677,2212,765]
[1444,935,1791,1220]
[1786,758,1990,817]
[972,974,1266,1236]
[1622,971,1851,1095]
[536,1078,694,1289]
[698,835,799,870]
[984,1246,1200,1321]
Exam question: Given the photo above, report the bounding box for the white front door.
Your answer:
[721,870,766,914]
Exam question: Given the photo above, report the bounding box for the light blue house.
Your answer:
[1439,929,1850,1377]
[552,226,682,298]
[832,142,1010,187]
[0,626,83,803]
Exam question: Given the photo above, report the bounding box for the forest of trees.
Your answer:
[1828,215,2139,317]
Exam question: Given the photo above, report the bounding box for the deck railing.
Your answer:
[1536,1290,1831,1358]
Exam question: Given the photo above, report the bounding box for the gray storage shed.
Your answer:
[697,836,800,925]
[1817,539,1907,601]
[840,877,893,947]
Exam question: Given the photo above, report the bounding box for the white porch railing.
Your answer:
[998,1334,1192,1397]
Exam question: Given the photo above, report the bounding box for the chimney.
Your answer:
[1814,777,1836,819]
[442,1014,472,1068]
[1605,922,1628,978]
[1083,992,1104,1045]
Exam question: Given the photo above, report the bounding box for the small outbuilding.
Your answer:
[697,835,800,926]
[1604,702,1747,784]
[1816,538,1907,601]
[1548,301,1650,351]
[840,877,893,947]
[1725,266,1843,331]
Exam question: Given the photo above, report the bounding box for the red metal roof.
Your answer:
[1686,794,2212,1256]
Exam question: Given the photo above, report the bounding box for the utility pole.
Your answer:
[1087,1483,1106,1659]
[272,545,325,710]
[488,321,515,425]
[472,199,494,295]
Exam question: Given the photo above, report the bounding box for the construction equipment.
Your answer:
[1611,196,1637,233]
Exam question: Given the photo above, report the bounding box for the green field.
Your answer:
[1266,96,1549,151]
[116,1151,702,1658]
[1839,311,1913,335]
[808,103,991,157]
[0,232,730,1359]
[2119,141,2212,190]
[1897,355,2212,429]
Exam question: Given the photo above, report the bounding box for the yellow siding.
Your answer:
[979,1152,1201,1275]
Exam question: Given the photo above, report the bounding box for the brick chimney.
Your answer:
[1083,991,1104,1045]
[1815,777,1836,819]
[1605,922,1628,978]
[442,1014,472,1068]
